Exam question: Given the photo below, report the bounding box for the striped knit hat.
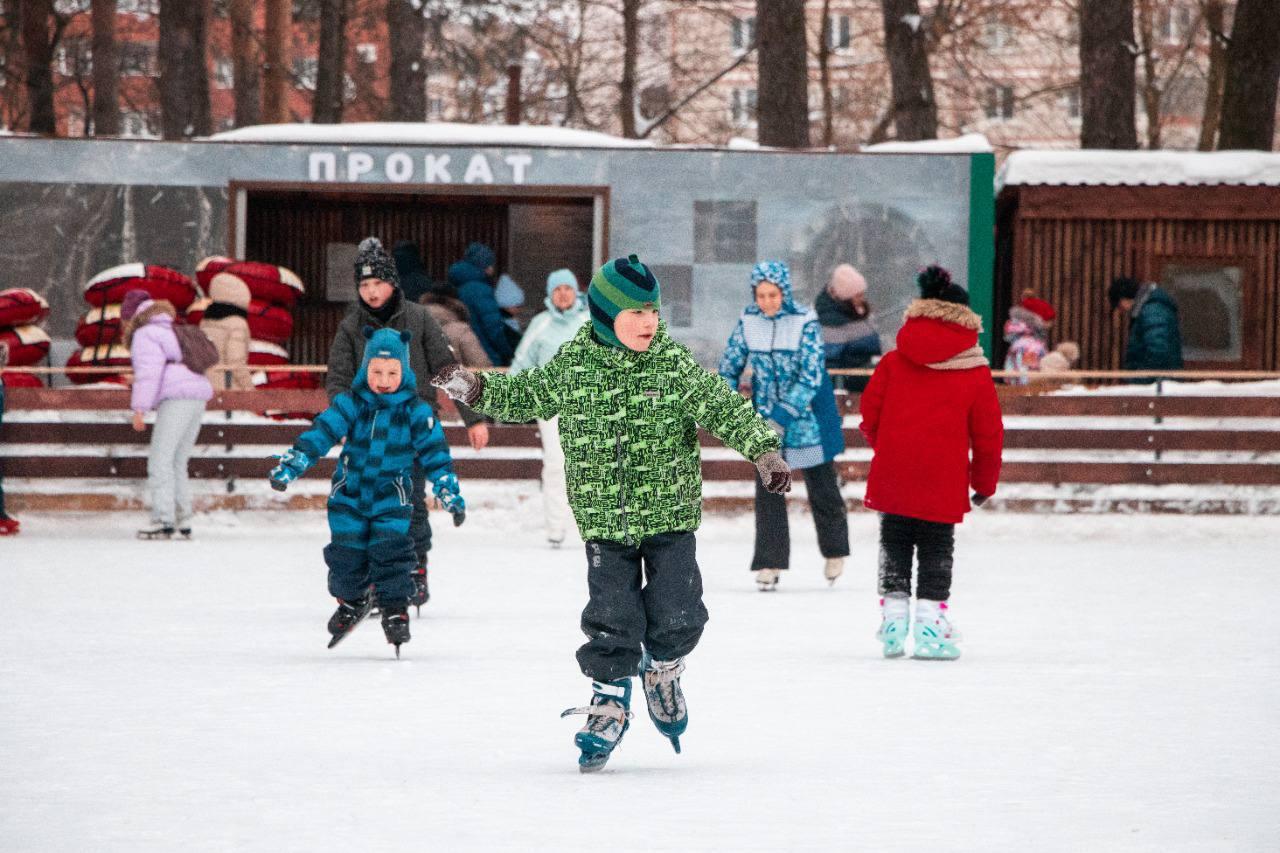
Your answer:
[588,254,661,349]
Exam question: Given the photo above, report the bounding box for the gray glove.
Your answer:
[430,364,484,407]
[754,451,791,494]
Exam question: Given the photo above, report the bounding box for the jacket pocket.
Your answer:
[330,460,348,499]
[393,475,410,507]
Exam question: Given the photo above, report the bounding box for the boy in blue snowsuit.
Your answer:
[269,327,465,652]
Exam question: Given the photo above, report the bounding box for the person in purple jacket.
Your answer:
[121,289,214,540]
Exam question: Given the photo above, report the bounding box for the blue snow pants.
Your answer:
[324,490,416,606]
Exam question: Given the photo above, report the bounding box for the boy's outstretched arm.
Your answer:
[270,394,359,490]
[410,401,466,526]
[432,357,563,424]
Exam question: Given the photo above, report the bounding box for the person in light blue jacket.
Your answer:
[719,261,849,591]
[509,268,590,546]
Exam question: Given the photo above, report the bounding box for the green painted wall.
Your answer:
[967,152,996,358]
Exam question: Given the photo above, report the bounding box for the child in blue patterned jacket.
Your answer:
[269,327,465,653]
[719,261,850,591]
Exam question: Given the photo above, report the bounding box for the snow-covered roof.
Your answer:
[999,149,1280,188]
[861,133,993,154]
[207,121,654,149]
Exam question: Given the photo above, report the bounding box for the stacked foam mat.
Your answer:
[0,288,51,388]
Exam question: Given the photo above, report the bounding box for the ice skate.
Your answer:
[177,526,192,540]
[754,568,780,592]
[410,564,429,616]
[823,557,845,586]
[547,537,564,550]
[380,603,411,658]
[912,598,961,660]
[639,653,686,753]
[0,516,20,536]
[560,678,632,773]
[326,594,374,648]
[876,593,909,658]
[136,524,175,540]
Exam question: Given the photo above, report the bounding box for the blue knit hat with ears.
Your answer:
[355,326,415,393]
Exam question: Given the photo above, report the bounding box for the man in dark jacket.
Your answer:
[450,242,515,366]
[1109,276,1184,375]
[391,240,434,304]
[328,237,490,607]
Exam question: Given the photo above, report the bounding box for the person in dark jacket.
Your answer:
[815,263,881,391]
[449,242,515,366]
[859,266,1004,661]
[328,237,490,609]
[392,240,434,305]
[1109,276,1184,376]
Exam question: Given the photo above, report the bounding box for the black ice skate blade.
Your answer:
[578,754,612,773]
[394,644,401,659]
[910,653,959,662]
[666,735,681,754]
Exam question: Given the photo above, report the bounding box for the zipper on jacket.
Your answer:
[370,411,378,438]
[614,431,632,545]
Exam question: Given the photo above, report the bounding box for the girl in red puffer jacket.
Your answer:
[859,266,1004,660]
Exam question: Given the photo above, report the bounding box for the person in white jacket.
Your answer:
[508,268,589,546]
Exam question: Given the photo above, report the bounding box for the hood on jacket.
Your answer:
[463,242,496,270]
[495,273,525,309]
[353,326,417,404]
[747,260,805,317]
[208,273,251,310]
[447,260,490,290]
[543,268,585,318]
[123,299,178,348]
[896,298,983,367]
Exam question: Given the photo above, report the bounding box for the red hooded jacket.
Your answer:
[860,299,1004,524]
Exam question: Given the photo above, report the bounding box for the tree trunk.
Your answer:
[1137,0,1161,149]
[1079,0,1137,149]
[387,0,426,121]
[159,0,211,139]
[819,0,833,147]
[1217,0,1280,150]
[19,0,56,135]
[505,63,522,124]
[313,0,347,124]
[879,0,936,141]
[91,0,119,135]
[1198,0,1227,150]
[230,0,261,127]
[757,0,809,148]
[262,0,290,123]
[619,0,639,137]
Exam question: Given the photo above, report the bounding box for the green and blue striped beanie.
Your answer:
[588,254,661,349]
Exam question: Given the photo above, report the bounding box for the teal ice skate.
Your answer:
[639,653,687,753]
[560,678,633,773]
[876,594,909,658]
[912,599,961,660]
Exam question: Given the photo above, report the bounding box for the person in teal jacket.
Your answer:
[509,268,590,546]
[1109,277,1184,378]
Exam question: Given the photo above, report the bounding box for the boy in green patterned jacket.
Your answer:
[433,254,791,773]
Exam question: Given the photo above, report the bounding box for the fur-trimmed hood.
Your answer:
[896,298,986,368]
[123,299,178,348]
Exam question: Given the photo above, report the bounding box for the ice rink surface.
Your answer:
[2,507,1277,852]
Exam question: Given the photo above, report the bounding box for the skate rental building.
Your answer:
[0,124,993,373]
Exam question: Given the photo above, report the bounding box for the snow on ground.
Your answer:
[2,509,1278,852]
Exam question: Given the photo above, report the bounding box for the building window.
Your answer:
[56,37,92,77]
[66,107,87,136]
[53,0,90,13]
[1065,86,1081,119]
[1161,263,1243,362]
[983,21,1015,50]
[694,201,758,264]
[356,43,378,64]
[119,41,158,77]
[118,0,159,16]
[213,57,234,90]
[731,16,755,51]
[730,87,757,124]
[985,85,1014,121]
[1158,5,1194,43]
[292,0,320,22]
[121,111,154,138]
[826,15,851,50]
[428,97,446,120]
[292,56,318,91]
[649,265,693,328]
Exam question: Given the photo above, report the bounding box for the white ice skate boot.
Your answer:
[875,593,909,658]
[560,678,633,773]
[824,557,845,586]
[912,598,962,660]
[639,654,686,754]
[754,568,781,592]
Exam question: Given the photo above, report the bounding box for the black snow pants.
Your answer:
[576,531,709,683]
[410,465,431,568]
[877,513,955,601]
[751,460,850,570]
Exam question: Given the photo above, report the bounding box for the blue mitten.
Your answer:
[269,448,312,492]
[433,472,466,526]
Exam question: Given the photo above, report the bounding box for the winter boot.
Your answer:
[639,653,687,753]
[754,568,781,592]
[137,524,175,540]
[912,598,962,660]
[824,557,845,586]
[326,594,374,648]
[0,516,20,536]
[410,564,429,615]
[380,602,411,657]
[876,593,910,658]
[560,678,633,773]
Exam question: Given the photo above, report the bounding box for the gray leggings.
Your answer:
[147,398,206,526]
